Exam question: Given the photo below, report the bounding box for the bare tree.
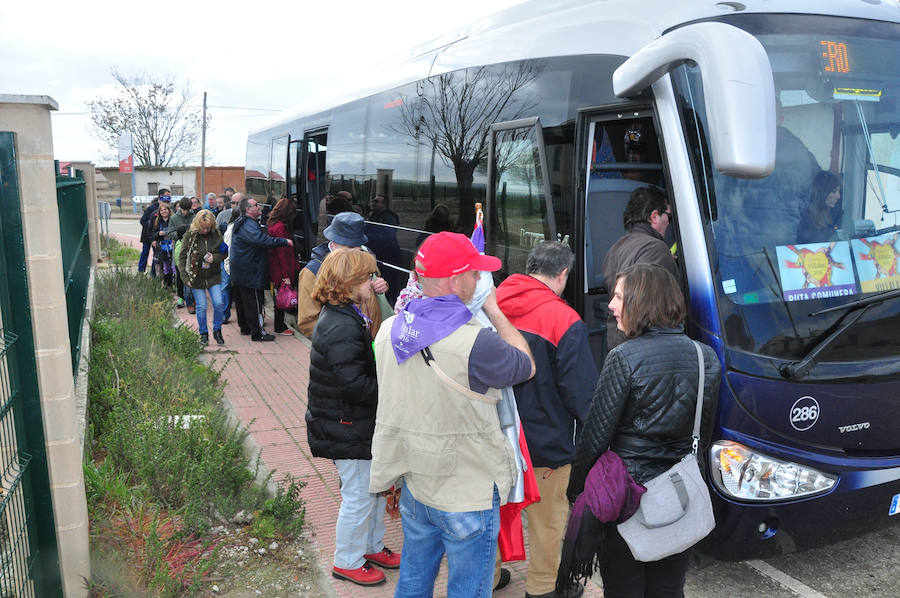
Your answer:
[395,61,543,230]
[88,69,206,167]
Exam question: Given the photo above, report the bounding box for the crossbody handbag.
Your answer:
[616,340,716,562]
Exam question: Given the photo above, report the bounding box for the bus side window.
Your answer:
[490,124,552,279]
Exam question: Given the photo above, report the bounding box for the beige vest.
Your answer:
[369,315,516,512]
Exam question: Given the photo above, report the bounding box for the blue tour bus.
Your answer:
[246,0,900,559]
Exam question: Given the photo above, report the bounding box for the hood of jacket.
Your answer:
[496,273,565,319]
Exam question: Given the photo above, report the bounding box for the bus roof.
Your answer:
[249,0,900,137]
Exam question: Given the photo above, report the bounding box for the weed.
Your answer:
[262,475,307,539]
[83,460,147,515]
[102,235,141,267]
[87,267,307,596]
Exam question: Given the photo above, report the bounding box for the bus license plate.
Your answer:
[890,494,900,517]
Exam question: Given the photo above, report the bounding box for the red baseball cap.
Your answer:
[415,232,501,278]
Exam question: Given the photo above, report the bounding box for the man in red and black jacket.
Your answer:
[496,240,598,598]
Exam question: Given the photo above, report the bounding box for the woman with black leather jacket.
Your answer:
[567,263,721,598]
[305,248,401,587]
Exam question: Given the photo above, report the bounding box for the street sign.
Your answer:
[118,133,133,174]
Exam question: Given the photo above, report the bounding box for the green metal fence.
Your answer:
[56,172,91,375]
[0,132,63,597]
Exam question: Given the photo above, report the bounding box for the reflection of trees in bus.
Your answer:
[395,61,545,231]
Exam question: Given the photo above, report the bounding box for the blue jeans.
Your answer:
[395,481,500,598]
[191,283,224,334]
[220,268,231,320]
[138,241,151,272]
[333,459,387,569]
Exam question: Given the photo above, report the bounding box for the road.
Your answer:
[682,520,900,597]
[103,216,143,244]
[98,215,900,597]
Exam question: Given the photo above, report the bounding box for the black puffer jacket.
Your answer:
[305,304,378,460]
[567,327,721,501]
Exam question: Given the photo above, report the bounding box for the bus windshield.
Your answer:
[673,14,900,366]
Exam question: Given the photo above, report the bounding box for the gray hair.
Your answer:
[238,199,252,218]
[525,241,574,278]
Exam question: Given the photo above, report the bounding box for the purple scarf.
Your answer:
[390,295,473,364]
[557,451,646,592]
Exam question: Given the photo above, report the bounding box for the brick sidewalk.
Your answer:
[109,231,604,598]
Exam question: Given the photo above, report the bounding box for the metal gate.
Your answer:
[0,132,62,597]
[56,172,90,375]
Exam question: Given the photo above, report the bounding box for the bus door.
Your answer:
[486,117,556,280]
[288,135,314,261]
[579,106,668,365]
[297,130,327,261]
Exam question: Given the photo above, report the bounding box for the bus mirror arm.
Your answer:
[613,22,776,179]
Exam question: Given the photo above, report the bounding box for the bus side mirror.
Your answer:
[613,22,775,179]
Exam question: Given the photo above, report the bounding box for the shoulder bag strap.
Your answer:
[420,347,498,404]
[691,340,705,455]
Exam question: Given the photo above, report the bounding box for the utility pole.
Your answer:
[200,91,207,202]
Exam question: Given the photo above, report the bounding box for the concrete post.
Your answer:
[71,161,100,265]
[0,94,90,598]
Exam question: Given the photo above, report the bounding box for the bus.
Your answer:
[246,0,900,560]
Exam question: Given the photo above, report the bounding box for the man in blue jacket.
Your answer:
[496,241,598,598]
[230,195,292,341]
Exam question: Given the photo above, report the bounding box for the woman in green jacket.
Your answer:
[178,210,226,346]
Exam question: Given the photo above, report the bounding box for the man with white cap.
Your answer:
[369,231,535,598]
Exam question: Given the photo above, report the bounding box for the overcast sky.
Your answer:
[0,0,523,167]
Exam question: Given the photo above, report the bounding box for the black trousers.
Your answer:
[598,523,692,598]
[274,307,288,332]
[233,284,265,338]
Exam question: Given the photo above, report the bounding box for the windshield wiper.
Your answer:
[808,287,900,317]
[778,288,900,380]
[779,307,870,380]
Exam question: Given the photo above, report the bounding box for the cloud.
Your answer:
[3,0,524,166]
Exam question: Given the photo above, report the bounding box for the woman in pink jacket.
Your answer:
[267,197,301,335]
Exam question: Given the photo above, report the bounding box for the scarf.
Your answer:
[184,232,207,286]
[556,451,646,593]
[390,295,472,364]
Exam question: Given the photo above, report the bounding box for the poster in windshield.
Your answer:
[851,232,900,293]
[776,241,857,301]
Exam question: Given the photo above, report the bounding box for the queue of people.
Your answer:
[298,186,720,598]
[139,189,294,346]
[140,185,722,597]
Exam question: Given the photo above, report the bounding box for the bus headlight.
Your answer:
[710,441,836,501]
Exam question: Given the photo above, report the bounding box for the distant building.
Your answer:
[96,165,245,199]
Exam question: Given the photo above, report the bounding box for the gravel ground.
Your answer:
[207,524,329,598]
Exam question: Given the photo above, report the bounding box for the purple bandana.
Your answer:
[391,295,473,363]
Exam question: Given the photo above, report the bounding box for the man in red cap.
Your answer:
[369,231,535,597]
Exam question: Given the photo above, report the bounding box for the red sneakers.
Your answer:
[332,563,385,586]
[364,547,402,569]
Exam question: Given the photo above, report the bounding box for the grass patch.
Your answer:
[87,268,305,597]
[103,234,141,266]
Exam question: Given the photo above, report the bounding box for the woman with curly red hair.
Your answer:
[305,248,400,587]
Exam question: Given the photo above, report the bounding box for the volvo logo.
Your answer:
[790,396,820,431]
[838,422,870,433]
